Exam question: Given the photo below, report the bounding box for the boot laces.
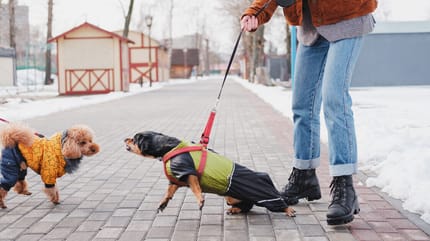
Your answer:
[329,177,347,204]
[288,168,300,183]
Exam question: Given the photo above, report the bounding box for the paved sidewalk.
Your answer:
[1,77,429,241]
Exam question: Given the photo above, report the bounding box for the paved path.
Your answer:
[1,77,429,241]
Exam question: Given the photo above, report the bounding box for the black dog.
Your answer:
[125,131,295,216]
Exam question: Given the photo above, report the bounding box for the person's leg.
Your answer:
[322,36,363,225]
[282,37,329,204]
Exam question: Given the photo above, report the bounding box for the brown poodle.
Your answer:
[0,122,100,208]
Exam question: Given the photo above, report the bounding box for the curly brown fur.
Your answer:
[13,180,32,195]
[62,125,100,159]
[0,122,35,148]
[0,188,7,208]
[43,186,60,204]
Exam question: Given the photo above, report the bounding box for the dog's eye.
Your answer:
[79,141,87,146]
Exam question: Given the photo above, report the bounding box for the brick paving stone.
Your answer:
[400,229,430,240]
[0,227,25,240]
[326,232,356,241]
[44,227,74,239]
[94,227,123,239]
[118,231,147,241]
[15,234,44,241]
[201,214,223,225]
[103,216,131,227]
[298,224,326,237]
[25,222,56,234]
[197,237,223,241]
[145,226,174,239]
[198,225,223,236]
[294,214,320,225]
[351,229,381,240]
[152,215,177,227]
[65,232,97,241]
[76,220,105,232]
[367,221,397,233]
[1,78,429,240]
[379,232,409,241]
[248,224,275,237]
[224,230,249,241]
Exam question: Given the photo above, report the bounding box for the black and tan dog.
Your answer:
[124,131,295,216]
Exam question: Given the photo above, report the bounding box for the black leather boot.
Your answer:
[326,175,360,225]
[281,167,322,205]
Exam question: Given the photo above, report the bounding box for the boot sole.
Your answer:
[284,187,322,205]
[327,201,360,225]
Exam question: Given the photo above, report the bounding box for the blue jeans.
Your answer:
[292,36,363,176]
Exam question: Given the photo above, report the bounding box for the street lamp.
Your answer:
[145,15,153,87]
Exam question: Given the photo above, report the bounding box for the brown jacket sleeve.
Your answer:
[241,0,279,28]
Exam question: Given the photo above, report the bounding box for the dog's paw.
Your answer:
[285,207,296,217]
[226,207,242,215]
[43,186,60,204]
[0,188,8,209]
[157,197,172,213]
[198,198,205,210]
[13,180,32,195]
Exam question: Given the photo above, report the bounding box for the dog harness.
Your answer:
[162,142,234,194]
[162,145,207,187]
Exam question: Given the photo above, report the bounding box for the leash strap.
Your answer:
[199,0,273,147]
[162,145,208,186]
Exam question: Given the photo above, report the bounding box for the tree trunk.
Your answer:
[45,0,53,85]
[8,0,16,49]
[122,0,134,38]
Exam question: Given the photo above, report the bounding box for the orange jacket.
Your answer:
[18,133,66,185]
[243,0,377,27]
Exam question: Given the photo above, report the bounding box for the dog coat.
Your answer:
[163,141,289,212]
[164,141,234,194]
[0,146,27,191]
[17,133,66,185]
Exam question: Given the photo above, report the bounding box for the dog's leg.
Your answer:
[13,180,32,195]
[225,196,243,214]
[187,175,204,210]
[284,207,296,217]
[43,186,60,204]
[0,188,7,208]
[158,184,179,212]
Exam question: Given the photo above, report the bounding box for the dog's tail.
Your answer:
[0,122,35,148]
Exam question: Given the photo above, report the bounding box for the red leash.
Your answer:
[0,117,45,138]
[199,0,272,147]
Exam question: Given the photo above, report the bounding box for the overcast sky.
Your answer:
[15,0,430,55]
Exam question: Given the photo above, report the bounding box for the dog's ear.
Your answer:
[62,138,82,159]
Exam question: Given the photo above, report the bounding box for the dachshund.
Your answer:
[0,122,100,208]
[124,131,295,217]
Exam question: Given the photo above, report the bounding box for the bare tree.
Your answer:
[8,0,16,49]
[216,0,256,80]
[122,0,135,38]
[45,0,54,85]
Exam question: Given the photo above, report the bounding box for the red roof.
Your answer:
[48,22,134,43]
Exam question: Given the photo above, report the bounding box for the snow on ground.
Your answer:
[1,69,430,224]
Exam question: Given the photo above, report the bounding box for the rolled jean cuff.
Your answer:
[329,163,357,176]
[293,157,320,170]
